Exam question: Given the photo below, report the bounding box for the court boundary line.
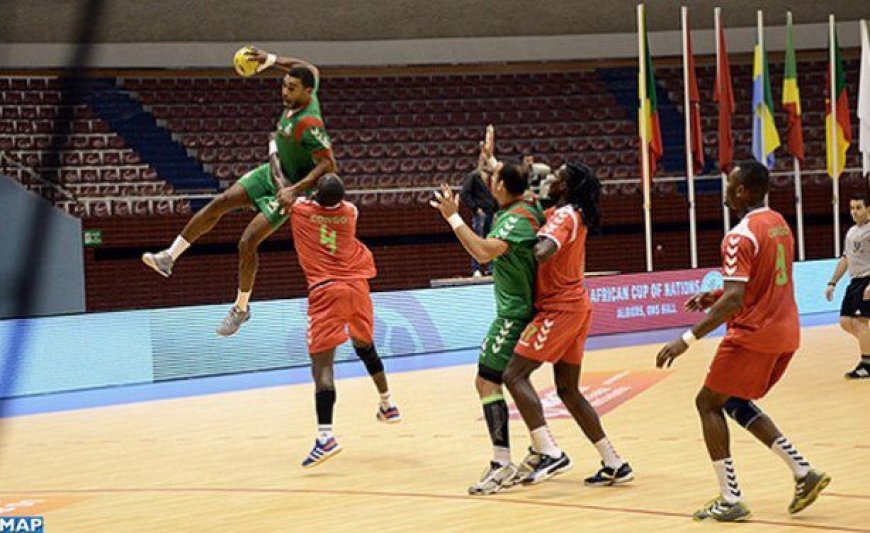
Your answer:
[2,486,867,532]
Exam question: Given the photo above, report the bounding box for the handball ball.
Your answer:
[233,46,259,77]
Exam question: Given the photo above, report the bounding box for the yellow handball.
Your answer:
[233,46,259,77]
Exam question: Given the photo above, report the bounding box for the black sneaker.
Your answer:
[584,462,635,486]
[521,452,572,485]
[845,363,870,380]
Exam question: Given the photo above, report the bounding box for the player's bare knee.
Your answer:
[314,376,334,392]
[238,233,259,256]
[839,317,854,333]
[501,367,520,391]
[555,383,579,403]
[694,389,721,413]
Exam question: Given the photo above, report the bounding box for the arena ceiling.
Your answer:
[2,0,869,43]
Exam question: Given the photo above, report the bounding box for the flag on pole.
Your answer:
[714,15,734,173]
[639,9,663,180]
[826,26,851,179]
[782,12,804,162]
[751,33,780,168]
[685,14,704,174]
[858,19,870,176]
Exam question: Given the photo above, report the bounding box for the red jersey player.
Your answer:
[501,163,632,487]
[282,174,401,469]
[656,161,829,521]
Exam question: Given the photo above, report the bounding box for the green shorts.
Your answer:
[237,163,288,229]
[478,316,529,381]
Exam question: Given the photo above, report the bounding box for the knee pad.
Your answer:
[354,344,384,376]
[724,397,763,428]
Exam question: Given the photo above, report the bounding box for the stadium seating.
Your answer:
[0,76,180,215]
[1,55,862,217]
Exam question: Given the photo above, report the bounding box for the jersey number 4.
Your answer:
[320,225,338,255]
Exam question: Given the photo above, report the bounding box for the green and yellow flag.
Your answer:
[638,6,663,180]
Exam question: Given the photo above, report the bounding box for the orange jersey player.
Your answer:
[502,163,633,487]
[286,174,400,469]
[656,161,829,522]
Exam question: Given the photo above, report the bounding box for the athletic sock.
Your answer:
[861,354,870,365]
[771,436,811,479]
[713,458,743,504]
[317,425,334,443]
[593,437,624,469]
[235,290,251,311]
[530,426,562,458]
[379,391,393,410]
[167,236,190,260]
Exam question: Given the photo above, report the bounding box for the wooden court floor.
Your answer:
[0,323,867,532]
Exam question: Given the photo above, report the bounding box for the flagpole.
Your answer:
[794,156,806,260]
[831,14,841,258]
[787,11,806,261]
[715,7,731,233]
[862,19,870,181]
[682,6,698,268]
[758,9,770,207]
[638,3,653,272]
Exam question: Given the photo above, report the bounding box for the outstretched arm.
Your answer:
[431,183,508,264]
[245,47,320,81]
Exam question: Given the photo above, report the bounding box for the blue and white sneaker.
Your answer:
[520,452,572,485]
[301,437,342,468]
[584,462,635,486]
[377,405,401,424]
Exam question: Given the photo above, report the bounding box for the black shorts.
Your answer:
[840,277,870,317]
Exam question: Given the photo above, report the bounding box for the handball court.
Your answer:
[0,317,867,532]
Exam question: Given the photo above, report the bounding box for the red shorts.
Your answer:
[705,339,794,400]
[307,279,374,354]
[514,307,592,366]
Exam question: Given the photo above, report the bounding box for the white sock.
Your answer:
[771,436,811,479]
[317,425,334,443]
[167,235,190,260]
[594,437,623,469]
[713,458,743,504]
[379,391,393,409]
[530,426,562,458]
[493,446,511,466]
[235,290,251,311]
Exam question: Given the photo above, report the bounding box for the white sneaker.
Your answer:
[142,250,174,278]
[468,461,519,495]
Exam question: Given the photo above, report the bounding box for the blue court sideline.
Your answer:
[0,311,840,418]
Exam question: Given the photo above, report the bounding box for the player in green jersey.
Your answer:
[431,127,545,495]
[142,47,336,336]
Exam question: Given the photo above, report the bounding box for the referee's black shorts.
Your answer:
[840,277,870,318]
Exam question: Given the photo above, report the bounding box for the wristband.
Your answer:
[257,53,277,73]
[681,329,698,346]
[447,213,466,230]
[827,281,836,286]
[268,139,277,155]
[487,156,498,169]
